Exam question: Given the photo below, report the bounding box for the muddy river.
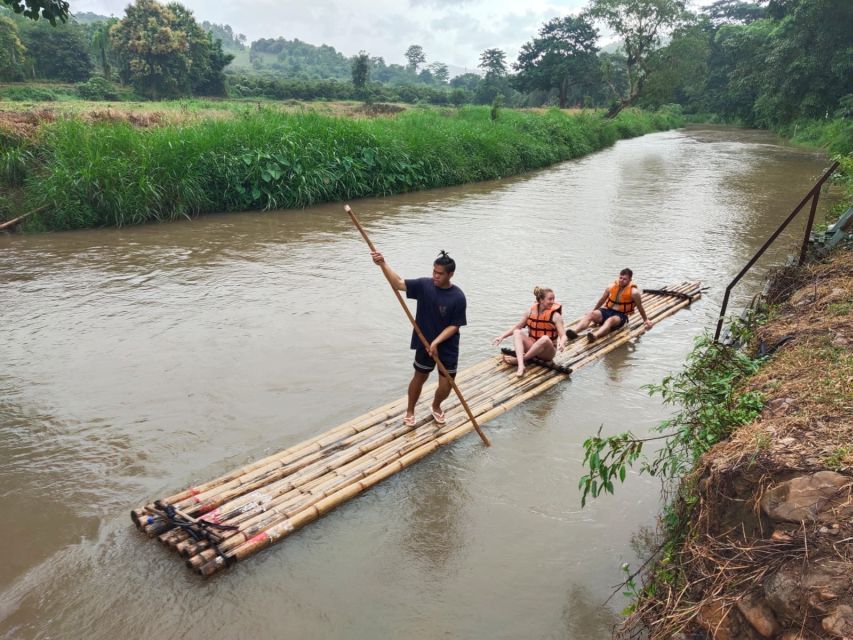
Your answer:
[0,125,834,639]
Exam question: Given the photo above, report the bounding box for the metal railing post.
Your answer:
[713,161,839,342]
[799,191,821,265]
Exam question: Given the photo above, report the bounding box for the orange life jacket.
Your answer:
[606,281,637,315]
[527,302,562,339]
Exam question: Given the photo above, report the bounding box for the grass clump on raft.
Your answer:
[12,105,683,231]
[609,249,853,640]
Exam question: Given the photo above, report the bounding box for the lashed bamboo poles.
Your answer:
[133,283,701,576]
[345,203,490,447]
[150,284,697,546]
[154,285,697,553]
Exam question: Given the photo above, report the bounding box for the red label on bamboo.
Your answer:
[197,503,216,514]
[188,486,200,496]
[249,532,269,544]
[201,509,221,524]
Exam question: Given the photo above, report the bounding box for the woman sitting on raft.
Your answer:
[492,287,568,377]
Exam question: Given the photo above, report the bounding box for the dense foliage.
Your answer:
[9,106,682,230]
[1,0,67,24]
[641,0,852,127]
[0,0,848,122]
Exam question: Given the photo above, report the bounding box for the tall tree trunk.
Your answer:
[559,76,568,109]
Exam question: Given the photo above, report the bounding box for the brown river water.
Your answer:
[0,126,834,639]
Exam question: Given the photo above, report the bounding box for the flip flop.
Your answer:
[431,409,447,425]
[403,415,416,427]
[566,329,579,340]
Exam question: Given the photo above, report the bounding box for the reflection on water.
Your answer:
[0,125,834,639]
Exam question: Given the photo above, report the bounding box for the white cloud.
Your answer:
[71,0,588,68]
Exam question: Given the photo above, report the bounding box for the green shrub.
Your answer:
[1,86,60,101]
[76,76,121,101]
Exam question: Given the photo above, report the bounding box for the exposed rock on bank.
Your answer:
[625,250,852,640]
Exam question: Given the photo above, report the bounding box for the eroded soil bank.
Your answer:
[626,248,852,639]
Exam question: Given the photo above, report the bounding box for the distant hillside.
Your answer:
[240,38,351,80]
[201,21,246,51]
[70,10,114,23]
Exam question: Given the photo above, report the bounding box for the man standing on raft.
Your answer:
[566,268,653,342]
[371,250,467,427]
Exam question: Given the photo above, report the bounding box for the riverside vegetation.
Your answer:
[0,105,682,231]
[579,249,853,638]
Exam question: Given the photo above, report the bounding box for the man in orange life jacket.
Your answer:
[566,268,653,342]
[370,250,467,428]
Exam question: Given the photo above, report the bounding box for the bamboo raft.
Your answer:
[132,282,701,577]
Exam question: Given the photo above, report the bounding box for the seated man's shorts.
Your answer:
[598,307,629,328]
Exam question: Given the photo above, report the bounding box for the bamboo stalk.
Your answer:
[188,364,559,567]
[0,205,48,231]
[134,356,504,528]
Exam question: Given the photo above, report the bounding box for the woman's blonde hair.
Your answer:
[533,286,554,301]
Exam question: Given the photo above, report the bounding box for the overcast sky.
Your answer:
[71,0,591,72]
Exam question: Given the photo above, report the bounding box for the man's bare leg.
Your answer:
[589,316,623,340]
[432,373,453,416]
[406,370,430,419]
[569,310,604,338]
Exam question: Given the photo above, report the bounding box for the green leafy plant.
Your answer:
[579,332,765,507]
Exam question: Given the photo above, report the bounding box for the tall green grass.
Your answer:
[21,106,683,230]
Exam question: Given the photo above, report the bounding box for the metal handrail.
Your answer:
[714,161,840,341]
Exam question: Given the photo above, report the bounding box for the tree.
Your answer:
[640,19,711,108]
[428,61,449,84]
[450,87,470,106]
[513,16,600,108]
[587,0,688,116]
[110,0,190,98]
[695,19,771,123]
[404,44,425,73]
[1,0,68,24]
[705,0,765,25]
[478,48,507,77]
[90,18,116,80]
[167,2,232,94]
[351,50,370,96]
[450,72,480,92]
[20,19,92,81]
[0,15,26,80]
[110,0,230,98]
[752,0,853,124]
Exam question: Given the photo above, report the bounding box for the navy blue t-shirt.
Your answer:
[404,277,467,358]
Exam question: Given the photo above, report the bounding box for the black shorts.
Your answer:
[413,347,458,377]
[599,307,629,328]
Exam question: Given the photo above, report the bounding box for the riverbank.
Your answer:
[0,104,682,231]
[620,247,852,639]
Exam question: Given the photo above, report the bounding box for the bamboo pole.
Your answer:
[0,205,48,231]
[344,203,490,447]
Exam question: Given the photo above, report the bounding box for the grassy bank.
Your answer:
[782,117,853,224]
[1,105,682,231]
